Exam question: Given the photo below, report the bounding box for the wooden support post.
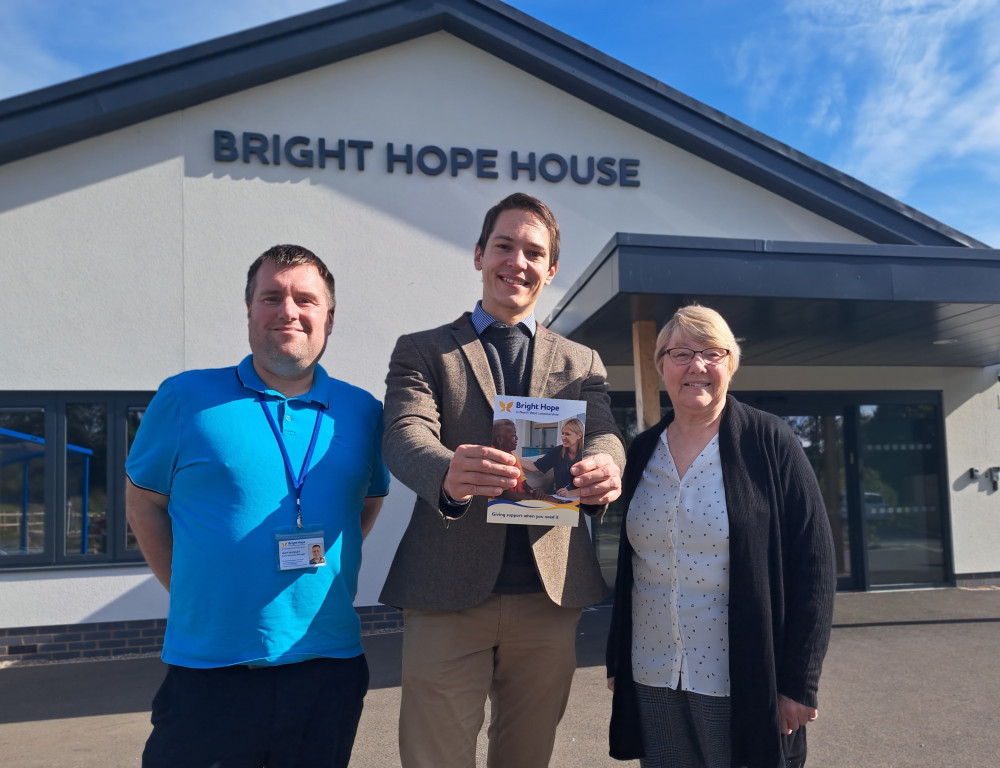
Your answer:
[632,320,661,432]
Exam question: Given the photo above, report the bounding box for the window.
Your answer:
[0,393,152,568]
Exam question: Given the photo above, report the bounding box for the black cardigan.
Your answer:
[607,396,836,768]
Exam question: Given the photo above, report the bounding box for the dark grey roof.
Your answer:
[546,234,1000,367]
[0,0,984,249]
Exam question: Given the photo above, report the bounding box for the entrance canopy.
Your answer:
[547,234,1000,370]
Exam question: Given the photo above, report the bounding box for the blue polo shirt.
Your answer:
[126,356,390,668]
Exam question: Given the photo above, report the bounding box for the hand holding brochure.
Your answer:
[487,395,587,527]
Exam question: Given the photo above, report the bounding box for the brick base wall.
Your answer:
[1,605,404,666]
[0,619,168,664]
[356,604,404,634]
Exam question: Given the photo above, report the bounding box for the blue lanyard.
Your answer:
[259,399,325,529]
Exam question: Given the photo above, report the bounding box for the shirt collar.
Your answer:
[470,301,537,337]
[236,355,330,408]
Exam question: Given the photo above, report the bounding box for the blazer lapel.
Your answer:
[452,314,496,408]
[529,326,557,397]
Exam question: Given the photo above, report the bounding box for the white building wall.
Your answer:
[0,567,168,629]
[3,32,986,627]
[0,117,187,388]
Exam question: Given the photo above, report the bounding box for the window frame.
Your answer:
[0,391,153,569]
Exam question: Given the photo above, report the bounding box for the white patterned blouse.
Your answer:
[626,430,731,696]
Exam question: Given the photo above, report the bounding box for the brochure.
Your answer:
[487,395,587,527]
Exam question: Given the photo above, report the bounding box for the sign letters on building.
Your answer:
[214,130,639,187]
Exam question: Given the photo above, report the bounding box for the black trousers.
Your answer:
[143,654,369,768]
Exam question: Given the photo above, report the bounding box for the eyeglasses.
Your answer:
[663,347,729,366]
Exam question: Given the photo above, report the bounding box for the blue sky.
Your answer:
[3,0,998,245]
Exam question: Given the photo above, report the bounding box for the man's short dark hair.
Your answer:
[476,193,561,267]
[245,244,336,308]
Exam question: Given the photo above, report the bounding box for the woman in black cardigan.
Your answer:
[606,306,836,768]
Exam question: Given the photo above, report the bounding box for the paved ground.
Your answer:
[1,587,999,767]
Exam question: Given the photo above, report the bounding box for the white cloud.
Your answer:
[730,0,1000,242]
[819,0,1000,196]
[949,32,1000,160]
[807,73,845,135]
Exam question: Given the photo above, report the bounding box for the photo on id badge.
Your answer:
[276,528,327,571]
[488,395,586,527]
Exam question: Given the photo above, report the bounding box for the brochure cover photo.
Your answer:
[487,395,587,527]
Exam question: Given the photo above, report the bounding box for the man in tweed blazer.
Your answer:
[381,193,625,768]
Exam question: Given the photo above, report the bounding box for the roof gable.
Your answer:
[0,0,981,248]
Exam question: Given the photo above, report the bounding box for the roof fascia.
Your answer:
[546,233,1000,333]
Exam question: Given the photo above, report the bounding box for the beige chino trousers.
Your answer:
[398,592,582,768]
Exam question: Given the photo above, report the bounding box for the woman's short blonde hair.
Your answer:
[653,305,741,376]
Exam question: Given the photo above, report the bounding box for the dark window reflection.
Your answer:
[0,408,47,556]
[782,415,850,584]
[66,404,108,556]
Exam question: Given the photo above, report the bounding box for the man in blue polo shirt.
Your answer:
[126,244,389,768]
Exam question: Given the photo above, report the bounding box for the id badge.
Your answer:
[275,525,326,571]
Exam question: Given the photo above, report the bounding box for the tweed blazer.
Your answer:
[380,313,626,611]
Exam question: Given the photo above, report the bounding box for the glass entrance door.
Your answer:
[739,392,950,590]
[857,404,947,587]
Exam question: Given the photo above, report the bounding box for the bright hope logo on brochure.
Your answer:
[487,395,587,527]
